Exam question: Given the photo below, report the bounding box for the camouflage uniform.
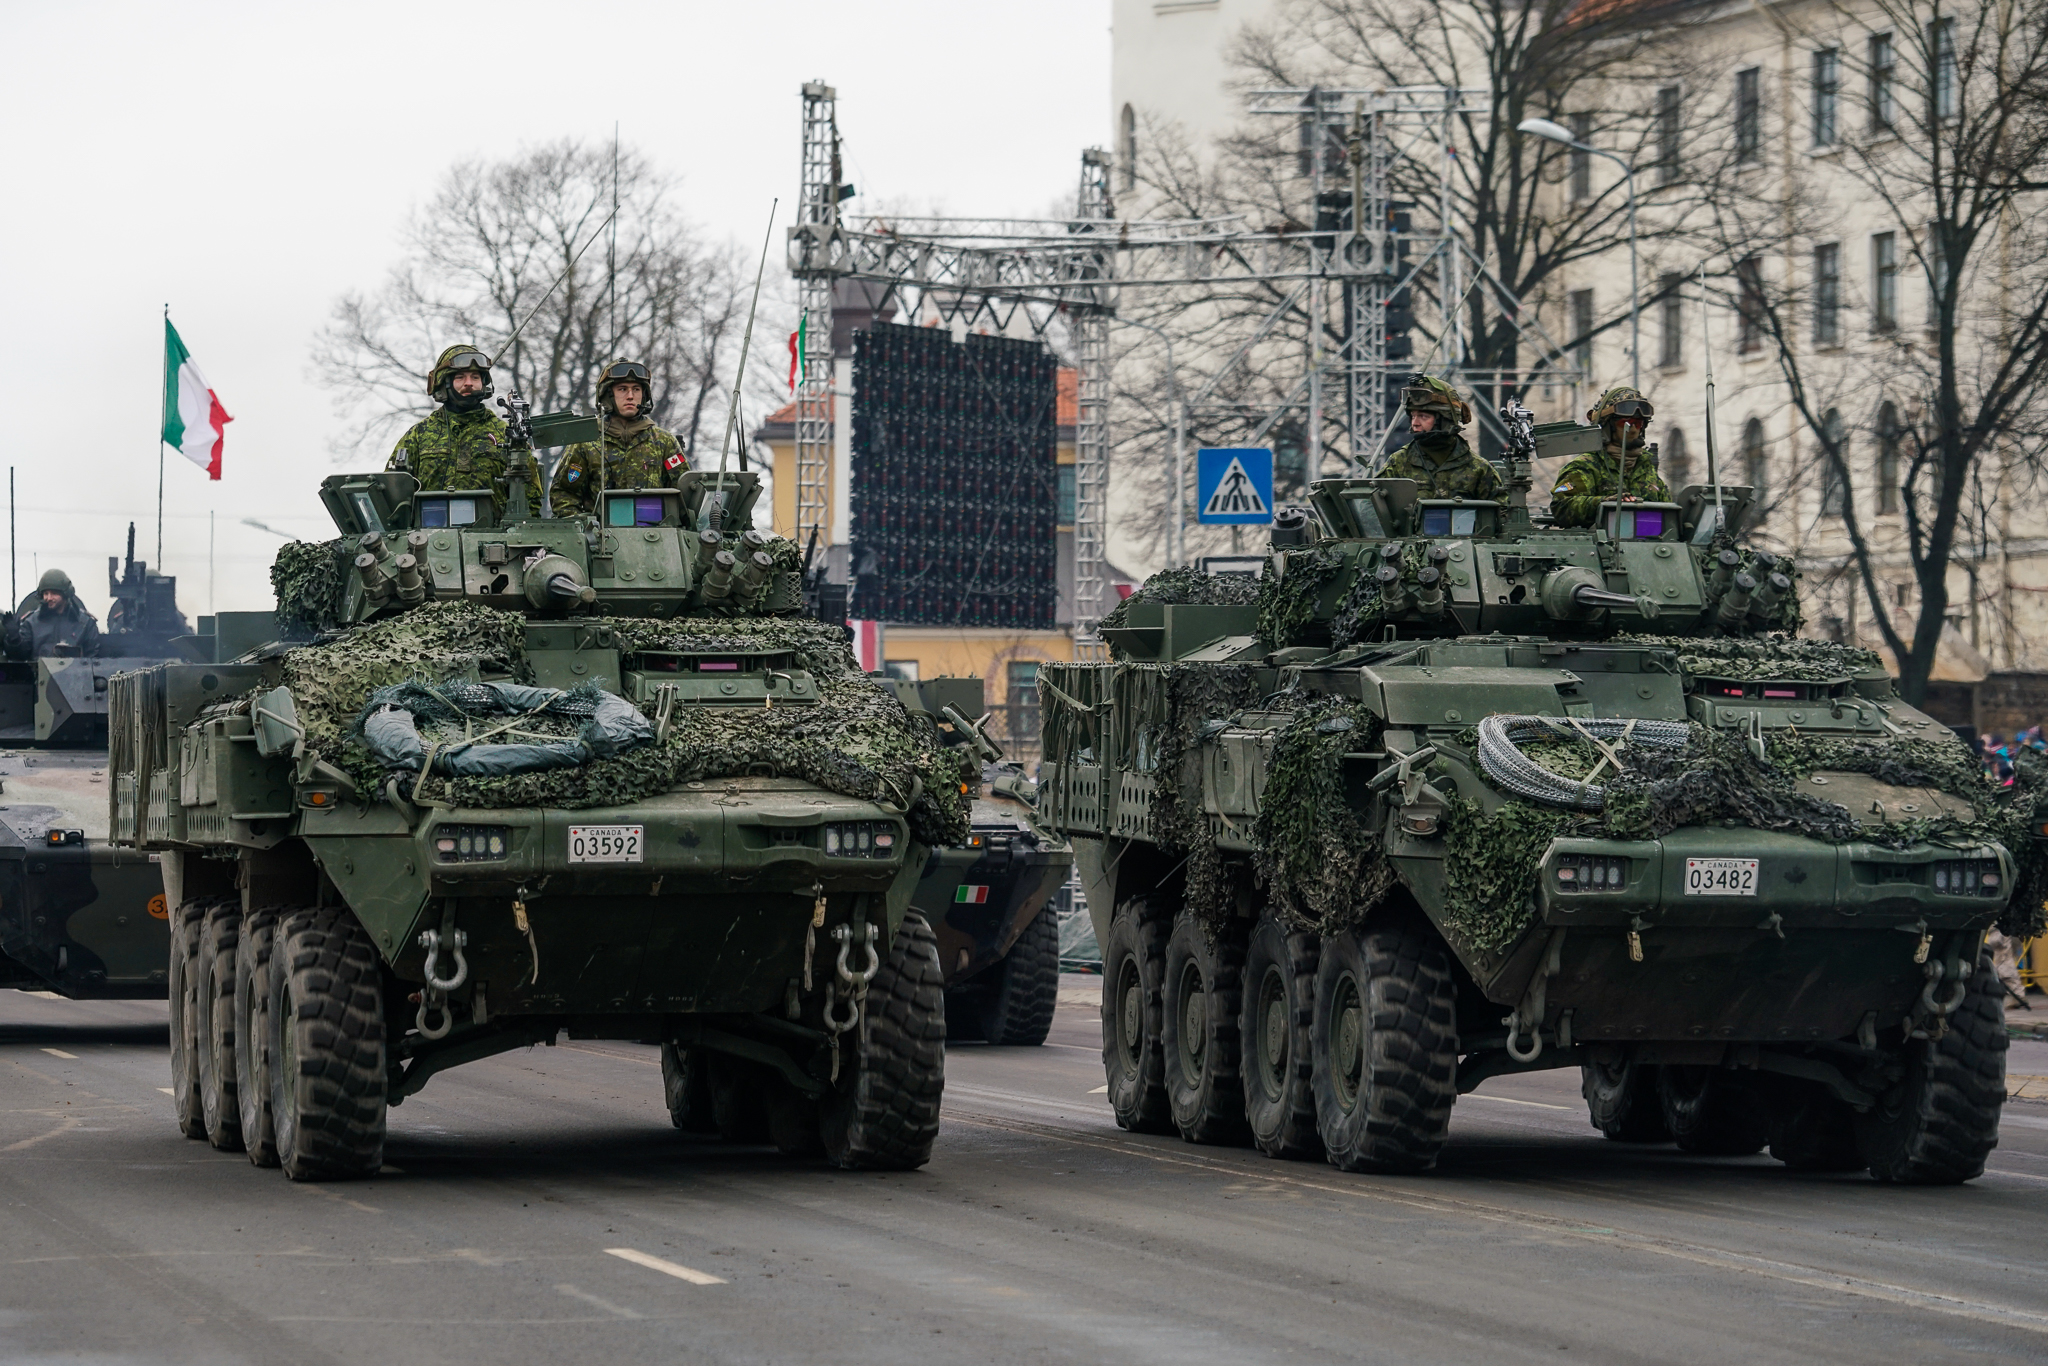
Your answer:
[1549,385,1670,528]
[551,418,687,517]
[1380,374,1504,498]
[386,344,512,506]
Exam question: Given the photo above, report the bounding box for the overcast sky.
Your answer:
[0,1,1111,623]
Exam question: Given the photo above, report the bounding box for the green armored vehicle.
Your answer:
[110,417,971,1179]
[0,527,190,999]
[1041,406,2035,1185]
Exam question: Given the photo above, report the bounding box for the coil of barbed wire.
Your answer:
[1475,714,1692,811]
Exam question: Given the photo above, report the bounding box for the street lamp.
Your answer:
[1118,318,1186,567]
[1518,117,1640,391]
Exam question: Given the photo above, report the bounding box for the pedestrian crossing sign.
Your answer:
[1196,447,1274,524]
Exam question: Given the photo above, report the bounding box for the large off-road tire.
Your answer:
[1582,1053,1669,1142]
[1857,952,2008,1185]
[822,912,946,1170]
[1659,1066,1768,1155]
[975,908,1060,1046]
[1101,900,1173,1135]
[1311,925,1458,1173]
[267,908,387,1181]
[234,908,280,1167]
[661,1043,717,1136]
[1766,1083,1866,1172]
[166,899,208,1140]
[196,901,244,1152]
[1239,916,1322,1161]
[1160,913,1250,1146]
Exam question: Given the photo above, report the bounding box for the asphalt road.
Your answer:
[4,980,2046,1366]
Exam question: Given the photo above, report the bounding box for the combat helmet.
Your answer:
[595,359,654,415]
[426,344,495,407]
[1401,374,1473,428]
[36,568,73,599]
[1587,385,1653,426]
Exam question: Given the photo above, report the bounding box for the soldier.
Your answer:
[1549,385,1671,528]
[387,345,511,506]
[550,359,688,517]
[1380,375,1505,499]
[4,569,101,659]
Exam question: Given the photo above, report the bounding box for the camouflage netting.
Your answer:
[1256,547,1347,647]
[1251,696,1397,936]
[272,538,350,637]
[1098,565,1260,632]
[266,601,974,845]
[1617,633,1884,681]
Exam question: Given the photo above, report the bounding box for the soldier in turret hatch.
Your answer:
[4,569,101,659]
[1380,375,1504,499]
[550,360,688,518]
[387,345,512,510]
[1549,385,1671,528]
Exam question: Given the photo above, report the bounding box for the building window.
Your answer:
[1872,231,1898,331]
[1119,105,1137,192]
[1814,242,1842,347]
[1569,112,1593,200]
[1570,288,1595,373]
[1057,464,1076,526]
[1007,661,1041,744]
[1664,426,1691,488]
[1820,408,1848,515]
[1877,400,1901,513]
[1737,255,1765,353]
[1813,48,1841,147]
[1932,18,1958,121]
[1736,67,1762,163]
[1656,86,1681,184]
[1743,416,1767,506]
[1658,271,1683,367]
[1869,32,1896,132]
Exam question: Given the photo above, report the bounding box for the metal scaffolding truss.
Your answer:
[789,82,1585,642]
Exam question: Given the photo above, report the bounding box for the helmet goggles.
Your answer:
[442,350,492,374]
[1605,398,1653,419]
[602,361,651,384]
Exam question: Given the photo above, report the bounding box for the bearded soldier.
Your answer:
[4,569,101,659]
[550,360,688,518]
[387,345,511,507]
[1549,385,1671,528]
[1380,375,1504,499]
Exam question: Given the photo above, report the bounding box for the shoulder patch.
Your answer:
[1552,484,1572,496]
[664,452,685,471]
[565,469,581,482]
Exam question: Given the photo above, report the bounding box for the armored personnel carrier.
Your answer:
[1039,407,2036,1185]
[109,422,971,1179]
[0,527,189,999]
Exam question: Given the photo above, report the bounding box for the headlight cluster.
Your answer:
[1932,859,2000,896]
[824,821,898,859]
[434,825,509,862]
[1556,856,1628,891]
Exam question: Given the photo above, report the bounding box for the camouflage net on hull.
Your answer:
[268,602,973,845]
[1251,696,1396,936]
[1098,566,1260,632]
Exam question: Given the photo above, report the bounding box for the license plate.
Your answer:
[568,824,644,864]
[1684,857,1758,896]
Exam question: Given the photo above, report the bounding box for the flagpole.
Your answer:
[8,466,14,608]
[158,303,168,568]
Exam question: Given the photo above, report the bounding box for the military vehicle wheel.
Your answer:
[661,1043,717,1136]
[1658,1066,1767,1155]
[822,912,946,1170]
[976,907,1060,1046]
[1581,1052,1669,1142]
[1766,1085,1865,1172]
[234,908,280,1167]
[195,901,244,1152]
[1160,913,1249,1146]
[1238,916,1322,1161]
[1101,900,1172,1135]
[1857,953,2007,1185]
[1311,925,1457,1173]
[166,899,209,1140]
[267,908,387,1181]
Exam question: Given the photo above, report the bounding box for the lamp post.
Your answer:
[1118,318,1186,566]
[1518,117,1639,391]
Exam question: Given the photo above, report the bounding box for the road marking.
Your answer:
[157,1088,174,1095]
[1087,1085,1109,1094]
[1464,1092,1572,1112]
[2010,1073,2048,1101]
[946,1106,2048,1336]
[22,991,61,1000]
[605,1248,725,1285]
[1,1118,82,1152]
[554,1284,643,1319]
[40,1049,77,1060]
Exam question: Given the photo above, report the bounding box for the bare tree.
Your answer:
[1692,0,2048,700]
[313,140,762,465]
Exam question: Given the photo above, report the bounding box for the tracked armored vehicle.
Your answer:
[1041,407,2036,1185]
[110,422,970,1179]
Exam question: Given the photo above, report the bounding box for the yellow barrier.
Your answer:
[2028,937,2047,993]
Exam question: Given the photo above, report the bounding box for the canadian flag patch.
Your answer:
[664,452,685,471]
[953,885,990,904]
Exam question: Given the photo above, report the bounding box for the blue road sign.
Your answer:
[1195,447,1274,524]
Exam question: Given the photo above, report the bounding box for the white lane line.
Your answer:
[605,1248,725,1285]
[555,1284,644,1319]
[2,1118,82,1152]
[157,1088,175,1096]
[1464,1093,1572,1112]
[1087,1085,1109,1094]
[40,1049,77,1060]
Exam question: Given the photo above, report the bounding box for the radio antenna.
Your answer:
[490,206,620,368]
[1697,261,1727,538]
[712,199,780,531]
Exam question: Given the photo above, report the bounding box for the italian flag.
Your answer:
[161,317,230,481]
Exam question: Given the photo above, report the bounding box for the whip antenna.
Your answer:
[1698,261,1727,538]
[490,205,621,368]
